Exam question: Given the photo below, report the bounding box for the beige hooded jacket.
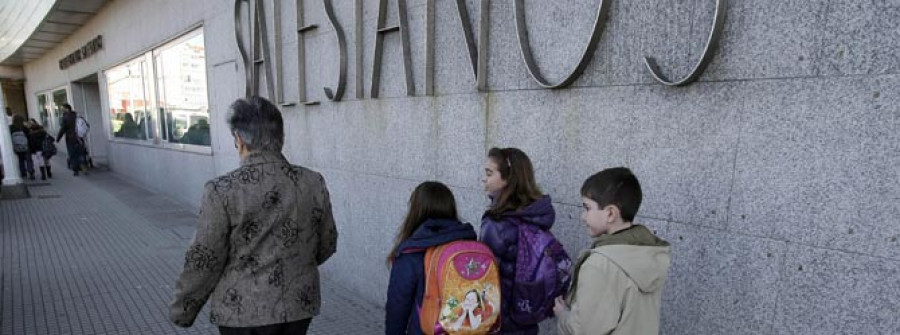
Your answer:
[557,225,671,335]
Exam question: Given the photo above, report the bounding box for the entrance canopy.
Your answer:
[0,0,109,66]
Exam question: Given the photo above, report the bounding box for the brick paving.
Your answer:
[0,159,383,334]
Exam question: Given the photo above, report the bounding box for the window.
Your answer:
[103,27,209,148]
[51,88,68,134]
[106,60,153,140]
[37,94,49,129]
[35,88,69,134]
[154,30,209,146]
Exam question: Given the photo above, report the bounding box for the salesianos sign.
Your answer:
[233,0,725,103]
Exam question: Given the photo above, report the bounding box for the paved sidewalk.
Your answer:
[0,160,383,334]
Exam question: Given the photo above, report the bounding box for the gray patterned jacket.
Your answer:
[170,151,338,327]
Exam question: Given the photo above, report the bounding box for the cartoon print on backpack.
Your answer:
[444,287,499,332]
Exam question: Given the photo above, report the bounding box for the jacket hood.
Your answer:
[396,218,477,255]
[592,225,671,293]
[500,195,555,230]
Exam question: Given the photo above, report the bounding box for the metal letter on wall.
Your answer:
[235,0,252,98]
[253,0,276,99]
[425,0,435,95]
[643,0,725,86]
[233,0,275,99]
[273,0,290,104]
[297,0,320,105]
[370,0,414,98]
[355,0,364,99]
[323,0,347,101]
[454,0,490,91]
[513,0,610,89]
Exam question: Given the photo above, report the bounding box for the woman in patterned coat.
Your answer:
[170,96,338,335]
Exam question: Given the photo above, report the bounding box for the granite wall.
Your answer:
[22,0,900,334]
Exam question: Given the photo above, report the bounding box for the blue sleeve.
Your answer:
[385,254,418,334]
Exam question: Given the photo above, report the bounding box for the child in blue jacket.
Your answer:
[385,181,478,334]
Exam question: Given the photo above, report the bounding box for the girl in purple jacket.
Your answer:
[480,148,556,335]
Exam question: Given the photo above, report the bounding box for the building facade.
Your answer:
[3,0,899,334]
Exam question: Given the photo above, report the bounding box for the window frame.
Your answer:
[104,54,156,143]
[152,28,212,152]
[101,25,212,155]
[34,85,71,135]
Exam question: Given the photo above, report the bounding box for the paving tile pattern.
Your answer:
[0,161,383,334]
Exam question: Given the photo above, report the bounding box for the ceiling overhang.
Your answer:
[0,0,110,67]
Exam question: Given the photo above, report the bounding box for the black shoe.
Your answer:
[74,170,79,176]
[40,167,47,180]
[29,172,35,180]
[46,166,53,178]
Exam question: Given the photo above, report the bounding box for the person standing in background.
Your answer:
[55,103,86,176]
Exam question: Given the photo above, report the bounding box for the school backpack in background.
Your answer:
[420,240,501,335]
[510,222,573,325]
[12,131,28,153]
[42,136,57,157]
[76,116,90,138]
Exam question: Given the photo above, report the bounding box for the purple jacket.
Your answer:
[480,195,555,334]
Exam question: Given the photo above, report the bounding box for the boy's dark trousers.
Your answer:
[65,140,84,174]
[16,152,34,178]
[218,318,311,335]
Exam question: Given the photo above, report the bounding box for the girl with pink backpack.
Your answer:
[385,182,486,334]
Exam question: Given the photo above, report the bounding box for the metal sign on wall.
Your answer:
[59,35,103,70]
[233,0,725,102]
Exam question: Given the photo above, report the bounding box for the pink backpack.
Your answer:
[420,241,502,334]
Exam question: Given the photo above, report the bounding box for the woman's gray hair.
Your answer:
[228,96,284,152]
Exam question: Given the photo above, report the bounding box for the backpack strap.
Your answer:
[419,244,447,335]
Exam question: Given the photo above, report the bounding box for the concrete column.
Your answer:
[0,85,24,185]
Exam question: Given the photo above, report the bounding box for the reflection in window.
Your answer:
[52,89,68,134]
[155,31,209,146]
[105,61,153,140]
[38,94,49,129]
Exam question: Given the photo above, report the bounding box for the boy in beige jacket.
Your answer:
[554,167,671,335]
